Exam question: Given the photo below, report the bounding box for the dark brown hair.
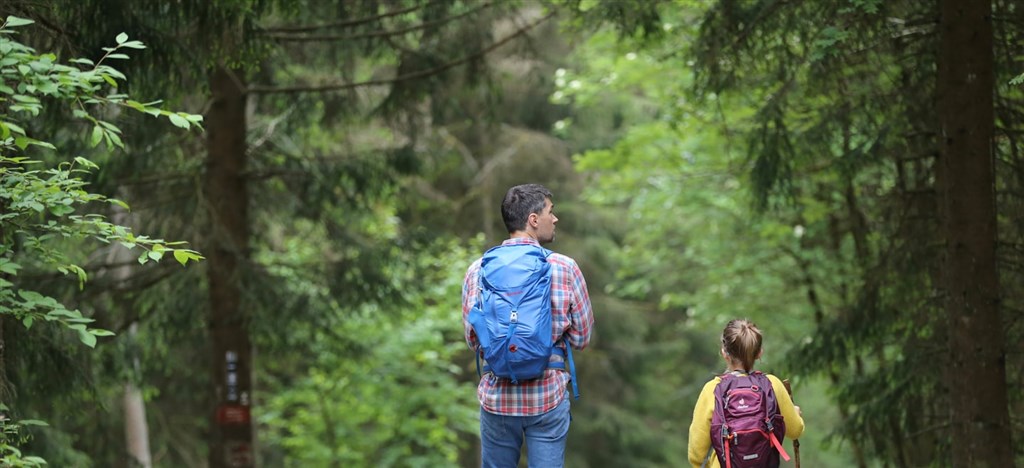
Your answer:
[501,184,553,233]
[721,319,763,372]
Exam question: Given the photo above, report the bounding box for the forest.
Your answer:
[0,0,1021,467]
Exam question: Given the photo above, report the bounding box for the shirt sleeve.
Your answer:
[566,259,594,350]
[462,261,481,352]
[688,378,721,468]
[768,374,805,440]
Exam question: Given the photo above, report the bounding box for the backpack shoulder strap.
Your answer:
[535,246,581,399]
[753,372,792,462]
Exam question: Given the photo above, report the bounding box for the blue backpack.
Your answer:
[467,243,579,398]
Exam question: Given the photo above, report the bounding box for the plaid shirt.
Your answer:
[462,237,594,416]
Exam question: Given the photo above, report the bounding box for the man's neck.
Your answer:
[509,230,538,242]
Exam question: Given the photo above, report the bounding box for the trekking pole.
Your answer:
[782,379,801,468]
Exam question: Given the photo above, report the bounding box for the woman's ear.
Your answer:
[756,349,764,360]
[721,348,729,360]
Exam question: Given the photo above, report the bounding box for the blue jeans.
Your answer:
[479,398,571,468]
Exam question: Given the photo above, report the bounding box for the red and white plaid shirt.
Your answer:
[462,237,594,416]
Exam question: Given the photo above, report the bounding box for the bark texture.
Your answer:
[205,66,254,468]
[937,0,1012,466]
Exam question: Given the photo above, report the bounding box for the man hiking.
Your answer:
[462,183,595,468]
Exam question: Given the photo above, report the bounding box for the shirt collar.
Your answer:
[502,236,540,247]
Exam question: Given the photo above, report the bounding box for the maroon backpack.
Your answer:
[709,371,790,468]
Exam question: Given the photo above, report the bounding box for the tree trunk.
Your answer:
[936,1,1012,466]
[123,334,153,468]
[205,65,254,468]
[124,379,152,468]
[107,207,154,468]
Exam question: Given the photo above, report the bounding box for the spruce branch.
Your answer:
[263,2,494,42]
[248,11,555,95]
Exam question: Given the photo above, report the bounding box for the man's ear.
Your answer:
[528,212,538,227]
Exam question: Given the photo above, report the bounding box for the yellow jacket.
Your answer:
[687,373,805,468]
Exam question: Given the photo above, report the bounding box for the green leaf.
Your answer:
[74,156,99,169]
[22,316,33,329]
[18,420,49,427]
[125,100,146,112]
[4,16,35,27]
[97,120,122,133]
[48,204,75,216]
[0,260,19,274]
[101,74,118,87]
[120,40,146,49]
[12,95,39,104]
[107,130,123,148]
[172,249,205,265]
[108,198,130,210]
[90,125,104,147]
[4,121,25,136]
[168,113,190,129]
[27,139,55,150]
[173,249,190,265]
[44,308,78,319]
[77,329,97,348]
[115,32,128,44]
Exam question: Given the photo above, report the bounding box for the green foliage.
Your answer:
[0,404,48,467]
[667,0,1024,464]
[256,235,479,467]
[0,15,203,465]
[554,7,865,466]
[0,16,203,347]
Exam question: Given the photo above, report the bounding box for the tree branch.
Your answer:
[263,2,494,42]
[258,1,439,33]
[247,11,555,95]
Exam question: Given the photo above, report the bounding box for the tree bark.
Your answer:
[106,209,154,468]
[205,65,254,468]
[123,330,153,468]
[124,381,152,468]
[936,0,1012,466]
